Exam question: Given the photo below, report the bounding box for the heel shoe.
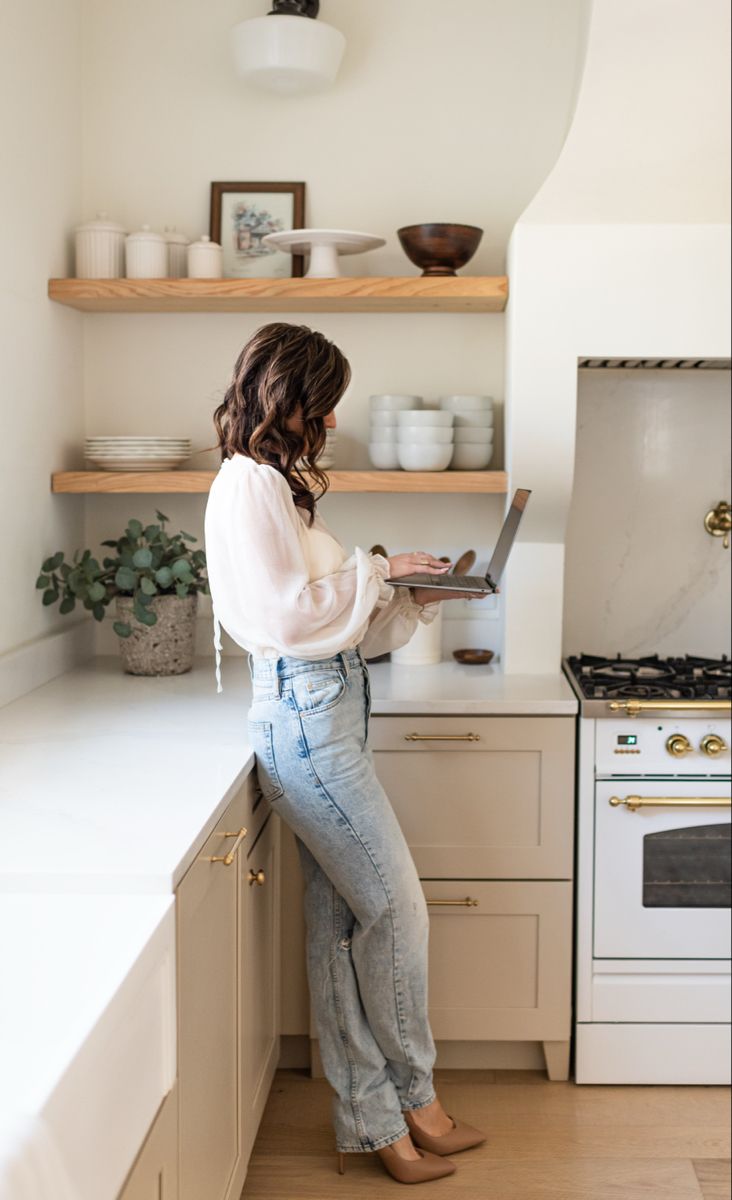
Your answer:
[337,1144,457,1184]
[405,1109,486,1157]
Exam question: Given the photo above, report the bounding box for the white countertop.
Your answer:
[0,654,575,892]
[0,657,256,893]
[366,659,578,714]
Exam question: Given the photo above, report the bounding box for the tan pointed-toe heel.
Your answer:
[405,1109,486,1157]
[336,1144,457,1184]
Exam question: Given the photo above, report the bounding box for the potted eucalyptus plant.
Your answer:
[36,510,210,677]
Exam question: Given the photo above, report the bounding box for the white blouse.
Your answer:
[203,453,438,691]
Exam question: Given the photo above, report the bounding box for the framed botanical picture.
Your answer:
[210,181,306,279]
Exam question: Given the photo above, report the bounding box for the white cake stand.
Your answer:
[262,228,386,278]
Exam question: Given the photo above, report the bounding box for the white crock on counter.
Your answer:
[0,654,576,1200]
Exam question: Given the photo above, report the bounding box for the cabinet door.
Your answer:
[118,1083,179,1200]
[177,790,246,1200]
[241,813,281,1164]
[423,880,572,1041]
[371,716,575,879]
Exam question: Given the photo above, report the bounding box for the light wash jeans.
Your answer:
[246,646,437,1153]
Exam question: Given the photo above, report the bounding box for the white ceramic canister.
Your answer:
[164,227,190,278]
[125,225,168,278]
[391,605,444,666]
[74,213,127,278]
[187,235,223,278]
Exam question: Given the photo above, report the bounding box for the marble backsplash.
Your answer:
[562,368,731,659]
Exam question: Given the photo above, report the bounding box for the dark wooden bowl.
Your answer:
[452,648,495,665]
[397,223,484,277]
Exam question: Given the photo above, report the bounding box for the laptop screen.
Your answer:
[485,489,531,584]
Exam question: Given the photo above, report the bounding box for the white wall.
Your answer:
[504,0,731,673]
[564,368,731,658]
[0,0,85,659]
[78,0,589,666]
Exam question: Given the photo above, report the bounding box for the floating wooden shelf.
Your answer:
[47,276,508,314]
[51,470,508,495]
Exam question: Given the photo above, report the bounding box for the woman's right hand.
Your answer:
[386,552,452,580]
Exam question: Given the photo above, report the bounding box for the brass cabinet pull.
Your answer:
[426,898,480,907]
[608,699,731,715]
[404,733,481,742]
[610,795,731,811]
[248,869,267,887]
[208,827,248,866]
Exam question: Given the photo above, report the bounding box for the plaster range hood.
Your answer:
[578,357,731,370]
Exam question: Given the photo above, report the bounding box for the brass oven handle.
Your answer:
[610,796,731,811]
[608,699,731,715]
[207,827,248,866]
[426,898,480,907]
[404,733,481,742]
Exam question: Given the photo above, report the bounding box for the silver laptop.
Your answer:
[391,488,531,595]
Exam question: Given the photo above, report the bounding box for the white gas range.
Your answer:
[563,654,731,1084]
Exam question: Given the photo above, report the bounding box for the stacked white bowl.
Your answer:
[439,395,494,469]
[396,409,454,471]
[369,396,422,469]
[297,427,337,470]
[84,436,191,471]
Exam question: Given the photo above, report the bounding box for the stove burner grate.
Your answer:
[567,653,732,702]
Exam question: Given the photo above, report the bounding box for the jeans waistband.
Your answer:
[248,647,365,684]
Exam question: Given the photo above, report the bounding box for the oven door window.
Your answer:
[643,823,731,908]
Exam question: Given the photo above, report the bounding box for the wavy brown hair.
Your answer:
[212,323,351,524]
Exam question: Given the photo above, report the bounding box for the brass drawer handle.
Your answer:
[248,869,267,887]
[208,827,248,866]
[608,699,731,715]
[426,898,480,908]
[610,795,731,811]
[404,733,481,742]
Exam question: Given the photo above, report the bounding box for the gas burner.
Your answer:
[587,658,676,683]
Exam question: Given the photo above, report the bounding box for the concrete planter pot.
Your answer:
[115,593,198,677]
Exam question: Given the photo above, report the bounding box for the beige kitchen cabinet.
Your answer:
[369,716,574,879]
[241,810,281,1164]
[422,880,572,1045]
[118,1083,179,1200]
[280,715,576,1081]
[176,773,280,1200]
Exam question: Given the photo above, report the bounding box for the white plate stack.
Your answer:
[369,395,423,469]
[439,396,494,469]
[84,437,192,472]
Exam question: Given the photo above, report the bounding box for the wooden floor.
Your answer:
[241,1069,731,1200]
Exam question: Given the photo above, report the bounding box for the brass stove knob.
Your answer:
[666,734,693,757]
[700,734,728,757]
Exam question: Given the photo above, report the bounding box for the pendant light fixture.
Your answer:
[231,1,346,96]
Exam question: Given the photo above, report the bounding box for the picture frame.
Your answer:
[210,181,306,279]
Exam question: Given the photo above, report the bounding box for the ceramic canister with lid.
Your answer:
[74,213,127,278]
[187,235,223,279]
[391,605,444,666]
[164,227,190,278]
[125,225,168,278]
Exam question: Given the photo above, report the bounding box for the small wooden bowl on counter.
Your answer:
[452,648,495,665]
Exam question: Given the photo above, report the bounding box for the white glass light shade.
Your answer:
[231,15,346,95]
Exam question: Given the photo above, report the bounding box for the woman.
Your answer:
[204,323,487,1186]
